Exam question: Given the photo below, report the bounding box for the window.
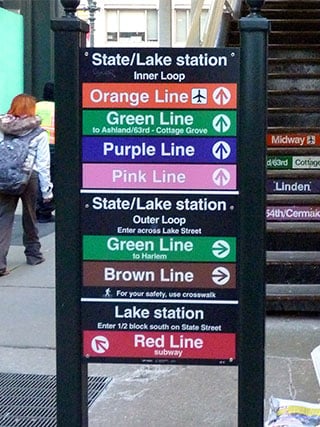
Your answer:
[174,7,209,46]
[105,9,158,45]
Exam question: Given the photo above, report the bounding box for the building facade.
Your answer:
[78,0,214,48]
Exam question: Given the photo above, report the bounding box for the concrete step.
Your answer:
[266,283,320,312]
[268,75,320,90]
[267,229,320,251]
[267,263,320,285]
[230,19,320,32]
[269,45,320,58]
[269,31,320,44]
[268,126,320,134]
[229,31,320,45]
[268,58,320,74]
[266,251,320,284]
[261,9,320,20]
[268,110,320,127]
[262,0,320,9]
[268,19,320,31]
[268,90,320,108]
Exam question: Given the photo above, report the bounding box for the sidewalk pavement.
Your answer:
[0,220,319,426]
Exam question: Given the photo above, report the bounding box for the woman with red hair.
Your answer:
[0,94,53,276]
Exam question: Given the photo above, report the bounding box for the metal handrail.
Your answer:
[186,0,242,47]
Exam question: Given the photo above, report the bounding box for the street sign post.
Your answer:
[53,1,268,425]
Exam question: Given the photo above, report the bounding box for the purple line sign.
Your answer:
[82,136,237,164]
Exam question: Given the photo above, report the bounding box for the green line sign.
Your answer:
[82,109,237,137]
[83,235,236,262]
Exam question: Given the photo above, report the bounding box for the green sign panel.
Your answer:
[267,156,320,170]
[267,156,291,169]
[83,235,236,262]
[82,109,237,137]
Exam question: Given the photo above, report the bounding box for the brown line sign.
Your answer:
[83,261,236,289]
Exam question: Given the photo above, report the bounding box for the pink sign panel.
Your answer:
[82,163,237,190]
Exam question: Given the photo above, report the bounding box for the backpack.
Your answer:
[0,127,44,196]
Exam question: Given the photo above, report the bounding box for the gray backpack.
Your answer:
[0,127,44,195]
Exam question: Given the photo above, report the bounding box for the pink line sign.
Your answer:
[82,163,237,190]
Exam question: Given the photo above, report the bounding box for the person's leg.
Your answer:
[36,146,55,222]
[0,193,19,272]
[21,171,44,265]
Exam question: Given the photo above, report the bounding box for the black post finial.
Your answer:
[246,0,265,15]
[60,0,80,17]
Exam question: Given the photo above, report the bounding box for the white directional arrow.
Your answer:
[211,266,230,286]
[212,87,231,106]
[212,140,231,160]
[91,336,109,354]
[212,114,231,133]
[212,240,231,259]
[212,168,231,187]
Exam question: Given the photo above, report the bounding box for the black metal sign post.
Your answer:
[52,0,268,425]
[238,1,269,425]
[51,1,89,426]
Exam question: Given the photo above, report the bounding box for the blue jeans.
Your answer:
[0,171,43,269]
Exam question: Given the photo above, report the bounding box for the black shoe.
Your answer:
[0,268,9,276]
[38,216,55,223]
[26,257,45,266]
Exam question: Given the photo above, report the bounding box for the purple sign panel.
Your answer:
[266,205,320,221]
[267,178,320,194]
[82,136,237,164]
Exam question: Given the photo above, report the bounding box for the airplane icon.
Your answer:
[192,88,207,104]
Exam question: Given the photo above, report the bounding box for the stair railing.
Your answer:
[186,0,242,47]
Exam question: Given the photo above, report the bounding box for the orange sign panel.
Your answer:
[82,82,237,109]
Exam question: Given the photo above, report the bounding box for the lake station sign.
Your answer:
[80,48,239,365]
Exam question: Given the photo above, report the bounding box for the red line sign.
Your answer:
[83,330,236,362]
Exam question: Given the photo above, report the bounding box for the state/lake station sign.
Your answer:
[80,48,239,365]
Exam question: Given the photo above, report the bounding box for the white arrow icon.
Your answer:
[212,141,231,160]
[212,87,231,106]
[212,266,230,286]
[212,114,231,133]
[91,336,109,354]
[212,168,231,186]
[212,240,231,259]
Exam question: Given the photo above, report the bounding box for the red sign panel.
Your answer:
[83,330,236,362]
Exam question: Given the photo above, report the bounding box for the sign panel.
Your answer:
[266,205,320,221]
[267,133,320,147]
[82,261,237,290]
[81,192,238,236]
[82,136,237,164]
[80,47,240,365]
[82,109,237,136]
[267,178,320,194]
[267,156,320,170]
[82,163,237,190]
[83,331,236,363]
[82,82,237,109]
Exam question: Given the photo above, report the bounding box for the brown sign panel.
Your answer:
[83,261,236,289]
